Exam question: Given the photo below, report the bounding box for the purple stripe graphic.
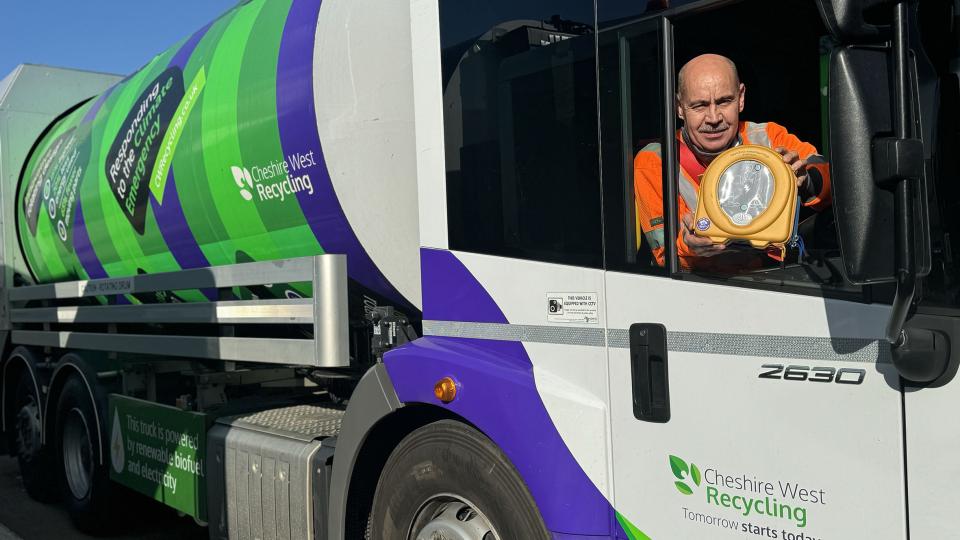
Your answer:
[170,21,213,69]
[385,249,615,536]
[554,534,621,540]
[274,0,407,308]
[141,21,213,267]
[146,22,217,299]
[72,203,107,280]
[150,174,210,270]
[421,248,508,324]
[81,86,116,124]
[150,173,216,300]
[75,204,130,305]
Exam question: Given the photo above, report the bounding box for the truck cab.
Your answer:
[421,0,959,537]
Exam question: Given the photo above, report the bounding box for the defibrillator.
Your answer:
[692,144,800,258]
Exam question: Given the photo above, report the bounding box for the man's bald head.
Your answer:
[677,54,739,101]
[675,53,745,156]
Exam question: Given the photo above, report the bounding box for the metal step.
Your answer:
[207,404,343,540]
[220,405,344,442]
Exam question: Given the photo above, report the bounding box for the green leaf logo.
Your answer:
[669,455,689,480]
[669,455,700,495]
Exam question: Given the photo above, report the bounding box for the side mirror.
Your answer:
[828,47,897,284]
[828,44,931,285]
[828,1,946,383]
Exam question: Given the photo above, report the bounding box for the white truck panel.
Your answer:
[455,251,613,498]
[410,0,449,251]
[315,0,422,308]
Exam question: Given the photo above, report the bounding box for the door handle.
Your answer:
[630,323,670,423]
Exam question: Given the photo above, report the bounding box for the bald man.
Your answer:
[634,54,831,270]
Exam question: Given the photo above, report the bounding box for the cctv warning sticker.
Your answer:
[546,293,599,324]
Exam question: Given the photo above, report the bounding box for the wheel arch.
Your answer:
[343,403,469,539]
[327,363,488,540]
[2,346,43,443]
[379,335,614,536]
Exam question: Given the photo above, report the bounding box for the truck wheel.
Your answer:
[368,420,550,540]
[55,375,113,532]
[12,369,57,502]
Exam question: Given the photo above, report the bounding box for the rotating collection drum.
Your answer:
[15,0,414,310]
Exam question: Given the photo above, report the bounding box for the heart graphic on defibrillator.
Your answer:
[693,145,799,255]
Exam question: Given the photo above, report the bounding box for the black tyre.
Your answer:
[369,420,550,540]
[12,367,57,502]
[55,375,114,533]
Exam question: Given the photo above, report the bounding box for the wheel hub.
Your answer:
[413,497,500,540]
[62,407,94,501]
[14,396,42,459]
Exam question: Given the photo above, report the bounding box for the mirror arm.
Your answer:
[884,1,951,383]
[885,0,915,346]
[886,181,915,345]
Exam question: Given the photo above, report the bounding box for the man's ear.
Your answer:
[676,95,684,120]
[737,83,745,113]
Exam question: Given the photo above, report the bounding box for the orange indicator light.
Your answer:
[434,377,458,403]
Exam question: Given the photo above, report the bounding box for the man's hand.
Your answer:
[681,212,726,257]
[775,147,811,191]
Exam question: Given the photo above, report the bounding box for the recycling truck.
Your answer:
[0,0,958,538]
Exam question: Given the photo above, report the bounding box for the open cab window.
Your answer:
[600,0,868,300]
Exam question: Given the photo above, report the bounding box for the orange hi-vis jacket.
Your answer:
[634,121,831,269]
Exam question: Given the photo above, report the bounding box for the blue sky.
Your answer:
[1,1,238,78]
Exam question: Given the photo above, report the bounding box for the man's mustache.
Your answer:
[698,124,730,134]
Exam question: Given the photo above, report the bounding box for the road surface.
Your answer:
[0,456,206,539]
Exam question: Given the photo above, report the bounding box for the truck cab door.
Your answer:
[597,7,908,539]
[604,273,906,539]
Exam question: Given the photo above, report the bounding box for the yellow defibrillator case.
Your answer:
[692,145,798,250]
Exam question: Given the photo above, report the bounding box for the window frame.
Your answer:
[438,0,605,269]
[598,16,667,275]
[599,1,879,304]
